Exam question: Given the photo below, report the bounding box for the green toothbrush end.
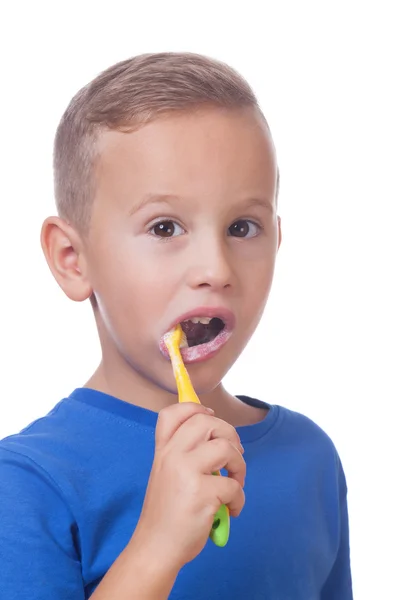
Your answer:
[210,504,230,547]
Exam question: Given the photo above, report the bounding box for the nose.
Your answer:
[186,235,233,291]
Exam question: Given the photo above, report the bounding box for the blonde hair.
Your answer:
[53,52,264,230]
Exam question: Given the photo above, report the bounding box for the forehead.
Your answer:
[95,108,277,209]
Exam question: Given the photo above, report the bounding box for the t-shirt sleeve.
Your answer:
[0,446,85,600]
[321,458,353,600]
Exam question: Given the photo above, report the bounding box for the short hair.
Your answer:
[53,52,267,230]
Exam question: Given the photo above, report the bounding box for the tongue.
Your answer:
[181,321,209,347]
[180,318,225,348]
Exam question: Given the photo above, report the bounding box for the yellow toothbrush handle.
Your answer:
[170,352,230,547]
[175,366,201,405]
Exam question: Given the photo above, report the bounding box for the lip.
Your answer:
[160,306,235,364]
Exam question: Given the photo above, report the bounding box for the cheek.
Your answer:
[238,252,276,317]
[237,241,277,285]
[90,245,177,331]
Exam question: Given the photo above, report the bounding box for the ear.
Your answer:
[277,215,282,250]
[40,216,92,302]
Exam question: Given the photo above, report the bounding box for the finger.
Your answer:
[155,402,214,449]
[212,476,246,518]
[170,413,244,454]
[191,438,246,487]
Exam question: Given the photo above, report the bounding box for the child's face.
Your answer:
[84,107,280,394]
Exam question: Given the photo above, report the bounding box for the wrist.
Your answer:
[90,533,180,600]
[126,529,181,588]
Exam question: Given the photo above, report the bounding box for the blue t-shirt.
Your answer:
[0,389,352,599]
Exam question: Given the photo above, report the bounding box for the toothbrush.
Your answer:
[164,325,230,548]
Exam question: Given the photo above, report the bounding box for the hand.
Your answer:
[131,402,246,571]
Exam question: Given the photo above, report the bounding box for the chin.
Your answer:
[185,359,233,394]
[151,339,241,397]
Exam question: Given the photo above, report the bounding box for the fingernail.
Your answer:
[240,443,245,453]
[205,407,215,414]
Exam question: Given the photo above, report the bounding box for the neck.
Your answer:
[85,358,267,427]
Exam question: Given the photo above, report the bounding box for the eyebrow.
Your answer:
[129,192,274,216]
[128,193,179,216]
[242,197,274,213]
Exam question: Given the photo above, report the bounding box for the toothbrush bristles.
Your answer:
[179,330,188,348]
[164,326,188,350]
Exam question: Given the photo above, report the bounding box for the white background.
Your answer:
[1,1,399,598]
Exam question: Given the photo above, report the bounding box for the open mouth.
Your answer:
[179,317,226,348]
[160,308,234,364]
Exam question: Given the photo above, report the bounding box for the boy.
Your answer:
[0,53,352,599]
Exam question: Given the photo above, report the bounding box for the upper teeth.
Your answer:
[185,317,212,325]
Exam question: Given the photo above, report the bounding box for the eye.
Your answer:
[150,220,185,238]
[228,219,260,238]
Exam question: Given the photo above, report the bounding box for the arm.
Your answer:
[0,446,178,600]
[321,459,353,600]
[92,401,245,598]
[90,535,179,599]
[1,403,245,599]
[0,446,85,600]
